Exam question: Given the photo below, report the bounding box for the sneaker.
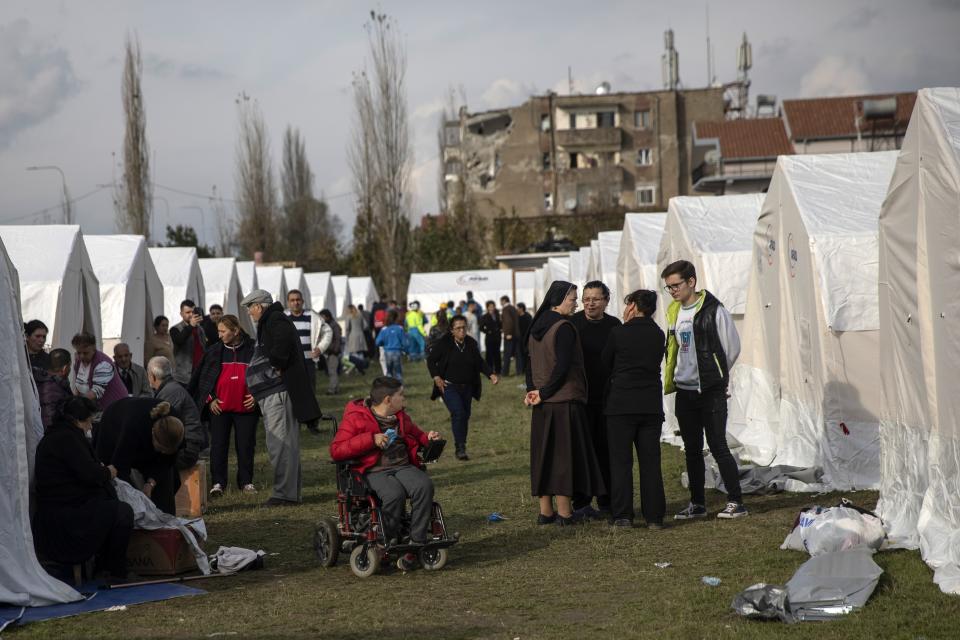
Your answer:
[537,513,557,525]
[396,552,417,572]
[716,502,749,519]
[209,483,224,498]
[611,518,633,528]
[674,503,708,520]
[241,483,257,494]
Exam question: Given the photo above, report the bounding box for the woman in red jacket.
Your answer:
[330,377,441,549]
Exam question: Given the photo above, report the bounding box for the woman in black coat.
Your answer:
[427,314,499,460]
[189,314,258,496]
[601,289,667,528]
[94,398,185,515]
[479,300,503,374]
[34,397,134,581]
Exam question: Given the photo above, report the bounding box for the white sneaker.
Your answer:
[716,502,749,519]
[209,483,224,498]
[241,483,257,494]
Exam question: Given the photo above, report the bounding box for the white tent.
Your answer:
[284,267,311,306]
[875,88,960,594]
[348,276,379,311]
[148,247,205,323]
[657,194,763,324]
[407,269,535,312]
[331,275,352,319]
[568,249,589,294]
[85,235,164,364]
[0,225,102,350]
[728,152,897,492]
[235,260,258,297]
[545,256,570,286]
[199,257,254,334]
[587,230,623,317]
[533,267,545,308]
[255,265,287,305]
[0,234,81,607]
[617,213,668,298]
[304,272,336,314]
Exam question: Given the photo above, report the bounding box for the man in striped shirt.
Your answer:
[286,290,321,435]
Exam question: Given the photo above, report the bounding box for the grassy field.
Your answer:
[13,361,959,639]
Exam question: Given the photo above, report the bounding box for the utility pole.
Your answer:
[26,165,72,224]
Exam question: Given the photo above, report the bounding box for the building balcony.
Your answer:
[556,127,622,150]
[559,165,624,186]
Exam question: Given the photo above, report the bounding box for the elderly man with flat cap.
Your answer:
[241,289,322,506]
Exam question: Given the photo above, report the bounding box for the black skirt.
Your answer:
[530,401,606,497]
[33,497,129,565]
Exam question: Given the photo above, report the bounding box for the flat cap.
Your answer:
[240,289,273,307]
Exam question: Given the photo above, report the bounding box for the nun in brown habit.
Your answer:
[523,280,606,526]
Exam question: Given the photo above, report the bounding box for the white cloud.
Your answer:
[0,19,78,148]
[799,55,871,98]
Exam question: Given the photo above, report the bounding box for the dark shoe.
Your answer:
[674,503,708,520]
[537,513,557,525]
[611,518,633,528]
[455,445,469,461]
[396,552,417,572]
[556,514,580,527]
[262,497,298,508]
[305,420,321,436]
[573,505,603,521]
[647,521,665,530]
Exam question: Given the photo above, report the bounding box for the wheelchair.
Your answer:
[313,415,459,578]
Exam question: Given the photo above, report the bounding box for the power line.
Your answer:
[3,185,112,224]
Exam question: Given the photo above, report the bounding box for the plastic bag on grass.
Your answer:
[781,504,885,556]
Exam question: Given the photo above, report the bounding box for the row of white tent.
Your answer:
[405,88,960,595]
[0,226,377,366]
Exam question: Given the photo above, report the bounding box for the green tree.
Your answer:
[164,224,214,258]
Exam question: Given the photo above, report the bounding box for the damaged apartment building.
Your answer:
[441,86,726,228]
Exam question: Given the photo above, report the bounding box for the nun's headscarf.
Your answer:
[524,280,577,346]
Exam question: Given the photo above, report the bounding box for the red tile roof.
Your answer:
[694,118,794,159]
[782,92,916,141]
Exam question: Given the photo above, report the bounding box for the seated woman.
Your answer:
[95,398,185,515]
[34,397,135,582]
[330,377,442,565]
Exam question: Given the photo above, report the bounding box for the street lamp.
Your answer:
[26,165,72,224]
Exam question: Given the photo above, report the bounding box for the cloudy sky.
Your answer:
[1,0,956,247]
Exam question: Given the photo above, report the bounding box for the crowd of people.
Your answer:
[24,255,746,581]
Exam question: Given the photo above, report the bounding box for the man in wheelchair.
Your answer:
[330,376,442,552]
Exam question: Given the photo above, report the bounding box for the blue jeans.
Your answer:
[442,384,473,447]
[407,329,425,361]
[384,350,403,382]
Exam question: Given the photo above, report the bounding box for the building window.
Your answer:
[444,124,460,146]
[544,192,553,211]
[540,114,551,132]
[542,152,551,170]
[636,148,652,166]
[568,113,577,130]
[597,111,615,128]
[444,159,461,176]
[634,110,651,129]
[569,152,580,168]
[635,186,656,205]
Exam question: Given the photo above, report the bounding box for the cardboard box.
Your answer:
[175,460,208,518]
[126,529,198,576]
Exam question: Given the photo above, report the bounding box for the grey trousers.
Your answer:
[258,391,302,502]
[325,353,340,393]
[366,466,434,543]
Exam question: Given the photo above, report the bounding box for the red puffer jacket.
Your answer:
[330,399,430,474]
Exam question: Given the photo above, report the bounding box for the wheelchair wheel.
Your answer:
[349,545,380,578]
[313,517,340,568]
[418,546,448,571]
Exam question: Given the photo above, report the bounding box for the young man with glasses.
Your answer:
[661,260,746,520]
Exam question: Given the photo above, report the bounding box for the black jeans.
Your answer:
[573,403,610,510]
[484,336,502,374]
[675,387,742,504]
[366,466,434,543]
[605,414,665,523]
[209,411,259,489]
[442,383,473,447]
[502,338,517,376]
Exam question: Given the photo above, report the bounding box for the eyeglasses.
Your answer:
[663,281,687,293]
[451,325,467,331]
[581,297,606,304]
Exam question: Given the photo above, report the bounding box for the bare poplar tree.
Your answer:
[234,94,278,259]
[347,11,413,300]
[114,34,152,238]
[279,126,340,270]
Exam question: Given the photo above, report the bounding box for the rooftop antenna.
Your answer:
[568,66,574,94]
[662,29,679,90]
[735,31,752,117]
[706,3,712,87]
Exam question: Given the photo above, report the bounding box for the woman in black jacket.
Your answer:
[427,314,499,460]
[601,289,667,528]
[189,314,258,497]
[34,397,134,581]
[479,300,503,374]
